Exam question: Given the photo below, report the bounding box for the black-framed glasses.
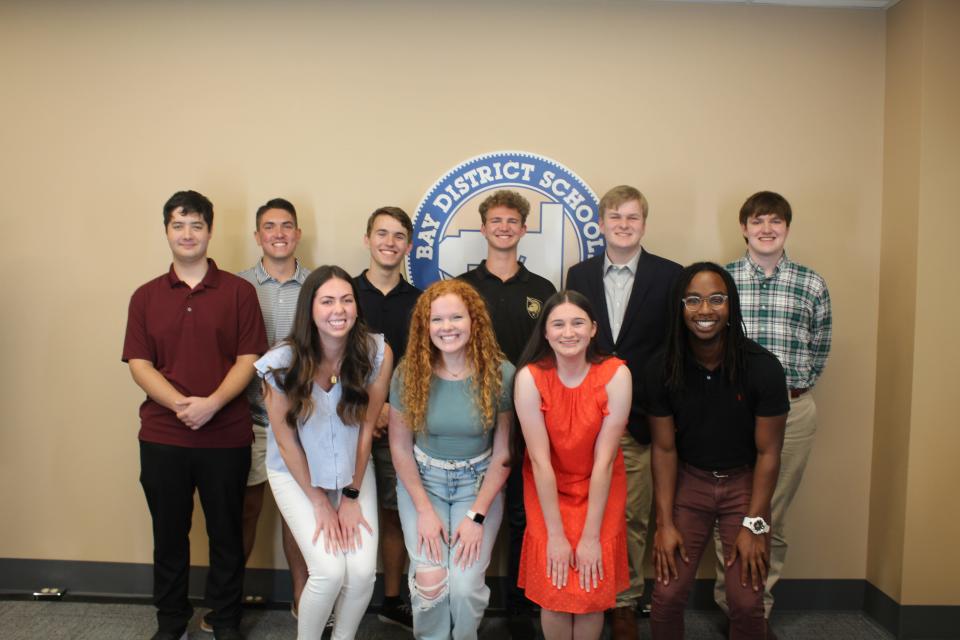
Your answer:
[681,294,728,309]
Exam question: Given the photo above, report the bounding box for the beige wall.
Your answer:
[0,2,885,585]
[869,0,960,607]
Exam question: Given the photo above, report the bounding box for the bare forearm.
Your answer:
[351,421,374,490]
[390,439,434,514]
[582,459,615,539]
[747,450,780,518]
[129,361,186,412]
[208,355,257,409]
[530,458,566,538]
[470,452,510,515]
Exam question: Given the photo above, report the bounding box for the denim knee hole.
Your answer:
[410,566,447,611]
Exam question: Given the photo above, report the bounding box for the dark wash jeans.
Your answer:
[651,464,767,640]
[139,441,250,633]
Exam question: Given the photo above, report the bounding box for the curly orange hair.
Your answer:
[398,279,505,434]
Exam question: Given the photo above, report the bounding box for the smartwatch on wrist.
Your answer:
[341,486,360,500]
[742,515,770,535]
[465,509,485,525]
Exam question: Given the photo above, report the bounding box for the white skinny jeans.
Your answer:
[268,463,378,640]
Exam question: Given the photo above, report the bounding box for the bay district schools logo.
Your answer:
[407,151,603,290]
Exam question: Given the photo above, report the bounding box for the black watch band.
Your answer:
[341,486,360,500]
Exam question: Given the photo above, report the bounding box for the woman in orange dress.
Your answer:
[514,290,631,640]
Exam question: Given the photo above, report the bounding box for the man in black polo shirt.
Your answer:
[644,262,787,640]
[459,189,555,638]
[354,206,422,631]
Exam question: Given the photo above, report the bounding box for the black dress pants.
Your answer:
[505,462,533,612]
[139,441,250,633]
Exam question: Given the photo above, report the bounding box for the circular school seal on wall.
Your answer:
[407,151,603,289]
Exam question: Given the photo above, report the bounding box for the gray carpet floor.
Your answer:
[0,600,894,639]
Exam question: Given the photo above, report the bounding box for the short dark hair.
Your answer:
[478,190,530,225]
[738,191,792,227]
[366,206,413,239]
[255,198,298,229]
[163,190,213,229]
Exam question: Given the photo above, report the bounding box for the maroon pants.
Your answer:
[651,465,767,640]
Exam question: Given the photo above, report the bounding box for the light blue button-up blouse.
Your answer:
[256,334,385,489]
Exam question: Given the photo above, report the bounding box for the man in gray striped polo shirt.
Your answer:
[234,198,310,623]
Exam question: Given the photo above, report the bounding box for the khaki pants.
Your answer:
[713,392,818,617]
[615,434,652,608]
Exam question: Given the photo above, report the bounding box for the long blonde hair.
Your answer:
[399,279,505,433]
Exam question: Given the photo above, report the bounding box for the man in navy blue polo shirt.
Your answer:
[123,190,267,640]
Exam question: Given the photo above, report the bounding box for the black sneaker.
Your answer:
[378,600,413,631]
[150,630,187,640]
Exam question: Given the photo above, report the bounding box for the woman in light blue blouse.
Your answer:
[389,278,514,640]
[256,265,392,640]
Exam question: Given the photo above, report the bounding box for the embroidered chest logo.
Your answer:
[526,297,543,319]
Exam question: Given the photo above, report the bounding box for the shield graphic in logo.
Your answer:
[526,297,543,319]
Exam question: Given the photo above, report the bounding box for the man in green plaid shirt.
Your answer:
[714,191,832,622]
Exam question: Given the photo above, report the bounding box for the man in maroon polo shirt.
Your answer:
[122,190,267,640]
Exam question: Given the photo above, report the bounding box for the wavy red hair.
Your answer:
[398,279,505,433]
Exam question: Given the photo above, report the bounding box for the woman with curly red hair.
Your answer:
[388,278,514,639]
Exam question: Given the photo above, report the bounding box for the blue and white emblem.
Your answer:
[407,151,603,289]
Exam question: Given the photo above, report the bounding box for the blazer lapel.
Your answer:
[616,249,654,348]
[589,257,616,348]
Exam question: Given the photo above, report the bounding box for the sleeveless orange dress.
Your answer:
[517,357,629,614]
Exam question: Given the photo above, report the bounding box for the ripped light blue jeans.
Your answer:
[396,448,504,640]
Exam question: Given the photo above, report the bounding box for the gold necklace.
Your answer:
[327,359,342,385]
[439,362,468,378]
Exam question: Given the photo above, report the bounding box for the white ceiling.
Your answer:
[657,0,900,8]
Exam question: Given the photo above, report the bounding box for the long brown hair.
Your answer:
[398,279,504,433]
[268,265,374,429]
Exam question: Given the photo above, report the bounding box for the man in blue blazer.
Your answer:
[565,185,681,640]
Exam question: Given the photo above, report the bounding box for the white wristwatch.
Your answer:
[465,509,485,525]
[742,516,770,535]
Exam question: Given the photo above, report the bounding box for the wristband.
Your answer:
[465,509,485,525]
[341,486,360,500]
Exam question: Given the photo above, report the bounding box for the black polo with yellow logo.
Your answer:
[459,260,557,365]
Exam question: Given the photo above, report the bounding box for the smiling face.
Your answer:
[741,212,789,261]
[480,205,527,252]
[364,213,411,270]
[683,270,730,344]
[599,198,646,258]
[429,293,472,356]
[166,209,211,263]
[312,277,357,340]
[255,208,301,261]
[544,302,597,360]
